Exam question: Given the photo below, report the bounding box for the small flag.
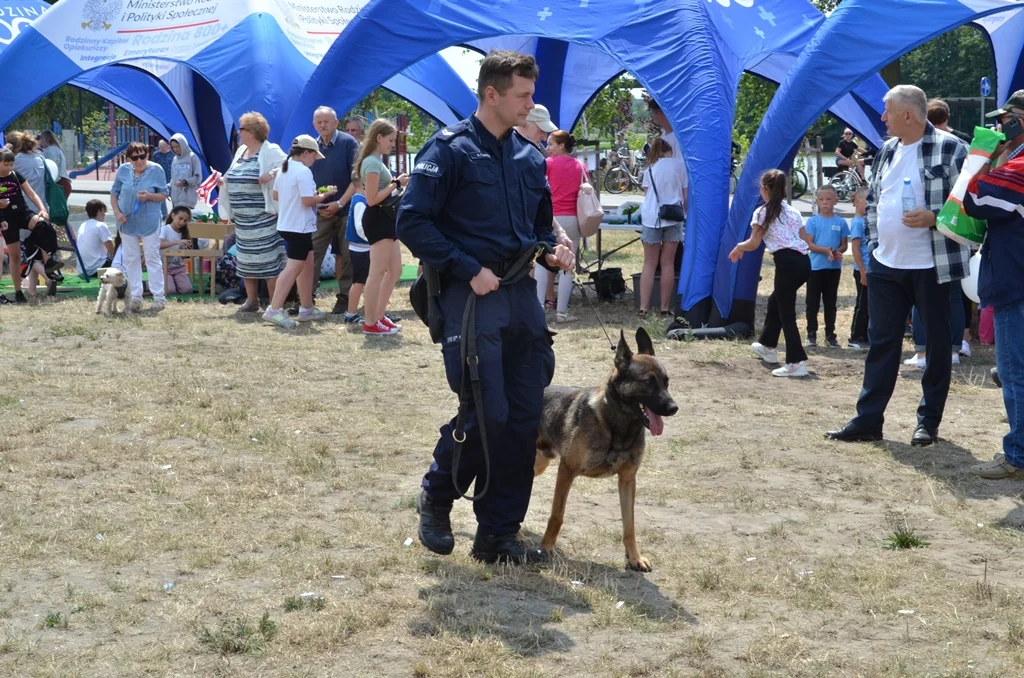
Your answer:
[198,170,222,207]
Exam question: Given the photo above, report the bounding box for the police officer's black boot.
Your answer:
[416,490,454,555]
[470,531,549,565]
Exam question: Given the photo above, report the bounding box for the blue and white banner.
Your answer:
[0,0,48,48]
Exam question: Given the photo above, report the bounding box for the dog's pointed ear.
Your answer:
[615,329,633,369]
[635,327,655,356]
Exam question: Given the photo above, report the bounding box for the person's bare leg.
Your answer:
[244,278,260,305]
[297,253,314,308]
[639,243,660,311]
[269,263,302,311]
[7,247,22,293]
[658,242,679,313]
[377,241,402,317]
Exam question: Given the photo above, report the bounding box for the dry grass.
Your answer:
[1,232,1021,677]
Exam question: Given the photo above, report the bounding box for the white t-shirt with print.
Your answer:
[755,202,809,254]
[273,162,316,234]
[873,139,933,270]
[75,219,113,275]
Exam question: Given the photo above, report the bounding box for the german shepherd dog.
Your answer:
[534,328,677,571]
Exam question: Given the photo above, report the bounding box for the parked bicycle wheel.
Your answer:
[604,166,631,194]
[790,168,808,200]
[829,170,857,202]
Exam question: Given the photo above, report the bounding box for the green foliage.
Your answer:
[347,89,442,149]
[901,25,993,99]
[10,86,108,134]
[574,74,643,140]
[81,110,109,154]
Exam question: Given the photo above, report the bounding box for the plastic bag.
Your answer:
[936,126,1004,247]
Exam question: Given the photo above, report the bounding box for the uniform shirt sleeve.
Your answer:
[397,139,482,281]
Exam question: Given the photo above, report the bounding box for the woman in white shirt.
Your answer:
[261,135,331,329]
[639,138,685,317]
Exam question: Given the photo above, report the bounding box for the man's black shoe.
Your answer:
[825,422,883,442]
[992,367,1002,389]
[911,425,938,447]
[331,295,349,315]
[416,490,454,555]
[470,532,548,565]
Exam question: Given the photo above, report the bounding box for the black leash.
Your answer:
[450,244,554,502]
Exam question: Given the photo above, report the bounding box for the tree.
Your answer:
[574,74,642,141]
[346,89,442,149]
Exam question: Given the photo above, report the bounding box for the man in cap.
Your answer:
[517,103,557,149]
[962,89,1024,479]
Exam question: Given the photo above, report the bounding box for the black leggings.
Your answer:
[758,248,811,365]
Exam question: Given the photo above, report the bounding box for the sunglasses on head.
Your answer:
[130,154,146,161]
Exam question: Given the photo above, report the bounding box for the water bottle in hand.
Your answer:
[901,178,916,214]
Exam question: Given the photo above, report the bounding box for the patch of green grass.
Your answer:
[43,611,69,630]
[283,594,326,612]
[883,525,930,550]
[195,611,277,655]
[49,325,98,340]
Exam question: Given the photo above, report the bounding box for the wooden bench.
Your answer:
[162,221,234,297]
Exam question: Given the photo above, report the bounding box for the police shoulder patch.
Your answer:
[412,159,443,178]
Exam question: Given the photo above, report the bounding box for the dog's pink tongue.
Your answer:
[644,406,665,436]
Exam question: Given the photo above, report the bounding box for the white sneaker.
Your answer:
[772,361,808,377]
[128,297,143,313]
[952,353,961,366]
[903,356,926,369]
[751,342,779,364]
[151,299,165,312]
[961,340,972,357]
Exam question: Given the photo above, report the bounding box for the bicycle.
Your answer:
[828,167,865,202]
[604,160,644,194]
[790,167,808,200]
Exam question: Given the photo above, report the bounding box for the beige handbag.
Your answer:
[576,164,603,237]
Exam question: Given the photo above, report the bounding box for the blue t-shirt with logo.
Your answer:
[804,214,849,271]
[848,216,870,273]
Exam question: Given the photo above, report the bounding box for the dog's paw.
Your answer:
[625,554,652,572]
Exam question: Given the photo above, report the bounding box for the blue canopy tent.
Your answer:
[285,0,887,329]
[0,0,477,174]
[730,0,1021,323]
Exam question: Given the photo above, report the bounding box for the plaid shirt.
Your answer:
[866,122,971,283]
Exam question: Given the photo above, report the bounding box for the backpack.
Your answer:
[43,161,69,227]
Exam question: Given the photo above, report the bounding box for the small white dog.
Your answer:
[96,268,127,317]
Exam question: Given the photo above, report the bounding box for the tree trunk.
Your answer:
[881,60,901,88]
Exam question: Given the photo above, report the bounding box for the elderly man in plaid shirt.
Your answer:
[828,85,970,447]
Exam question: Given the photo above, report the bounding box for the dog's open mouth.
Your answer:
[640,405,665,436]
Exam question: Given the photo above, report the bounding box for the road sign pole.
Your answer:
[981,77,992,126]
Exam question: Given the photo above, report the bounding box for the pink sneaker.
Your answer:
[363,320,398,336]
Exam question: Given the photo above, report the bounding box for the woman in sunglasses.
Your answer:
[109,141,169,311]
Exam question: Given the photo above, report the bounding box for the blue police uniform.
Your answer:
[398,114,557,537]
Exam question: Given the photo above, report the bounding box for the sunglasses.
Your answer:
[129,154,147,161]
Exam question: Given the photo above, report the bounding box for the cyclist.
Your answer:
[835,128,865,181]
[613,132,631,170]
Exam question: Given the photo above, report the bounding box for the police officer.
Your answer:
[398,50,575,565]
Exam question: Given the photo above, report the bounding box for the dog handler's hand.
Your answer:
[470,267,500,295]
[546,244,575,272]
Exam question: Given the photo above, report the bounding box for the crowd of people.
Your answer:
[0,60,1019,492]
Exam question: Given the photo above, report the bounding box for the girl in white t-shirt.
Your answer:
[159,206,192,294]
[729,169,813,377]
[262,135,331,329]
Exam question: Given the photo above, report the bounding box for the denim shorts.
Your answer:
[641,224,683,245]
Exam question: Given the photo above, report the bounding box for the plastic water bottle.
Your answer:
[901,178,915,214]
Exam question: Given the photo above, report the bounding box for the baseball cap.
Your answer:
[292,134,325,158]
[526,105,558,133]
[986,90,1024,118]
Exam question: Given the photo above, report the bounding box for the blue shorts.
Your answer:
[641,224,682,245]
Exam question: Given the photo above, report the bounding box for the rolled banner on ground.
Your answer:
[936,126,1004,247]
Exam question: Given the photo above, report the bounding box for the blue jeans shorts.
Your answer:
[641,224,683,245]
